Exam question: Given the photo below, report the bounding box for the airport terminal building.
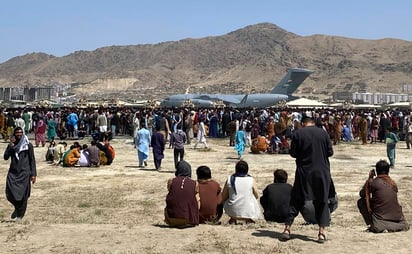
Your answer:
[0,87,56,102]
[352,92,412,104]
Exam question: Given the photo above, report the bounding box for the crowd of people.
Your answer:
[162,114,408,243]
[1,106,412,151]
[45,138,115,167]
[1,105,410,239]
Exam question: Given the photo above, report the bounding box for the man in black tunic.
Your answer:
[4,127,37,222]
[281,117,334,243]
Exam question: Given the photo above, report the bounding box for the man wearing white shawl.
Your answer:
[3,127,36,222]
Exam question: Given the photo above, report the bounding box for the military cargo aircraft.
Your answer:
[159,67,313,108]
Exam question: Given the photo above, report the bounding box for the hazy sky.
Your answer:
[1,0,411,63]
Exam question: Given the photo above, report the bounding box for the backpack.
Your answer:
[245,121,252,132]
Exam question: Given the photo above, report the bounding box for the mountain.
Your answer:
[1,22,412,101]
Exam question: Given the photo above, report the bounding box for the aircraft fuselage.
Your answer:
[159,93,288,108]
[159,67,313,108]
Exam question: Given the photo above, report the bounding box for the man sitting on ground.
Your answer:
[260,169,292,223]
[357,160,409,233]
[196,165,223,224]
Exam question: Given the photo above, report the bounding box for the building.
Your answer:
[352,92,411,105]
[0,87,55,102]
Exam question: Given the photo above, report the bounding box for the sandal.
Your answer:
[280,229,291,241]
[317,232,327,244]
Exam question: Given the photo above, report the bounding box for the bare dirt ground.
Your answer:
[0,135,411,254]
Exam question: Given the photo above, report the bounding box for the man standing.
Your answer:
[172,110,183,133]
[184,112,194,145]
[243,117,253,147]
[22,110,30,134]
[4,127,36,222]
[132,111,140,144]
[0,108,6,139]
[5,112,16,141]
[193,117,209,149]
[96,110,108,141]
[405,116,412,149]
[221,110,231,137]
[260,169,292,223]
[281,116,334,243]
[156,112,170,143]
[151,126,165,170]
[111,110,120,137]
[226,120,237,147]
[171,128,187,169]
[15,112,25,133]
[359,114,369,145]
[67,109,79,138]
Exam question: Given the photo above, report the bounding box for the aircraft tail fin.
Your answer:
[270,68,313,95]
[240,94,248,104]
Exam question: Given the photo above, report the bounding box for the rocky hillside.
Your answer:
[1,23,412,101]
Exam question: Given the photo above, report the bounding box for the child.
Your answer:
[45,140,56,163]
[385,127,399,168]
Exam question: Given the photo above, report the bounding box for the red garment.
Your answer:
[251,137,267,153]
[35,119,46,146]
[166,176,199,225]
[391,117,399,129]
[107,144,115,160]
[36,119,46,134]
[198,180,222,223]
